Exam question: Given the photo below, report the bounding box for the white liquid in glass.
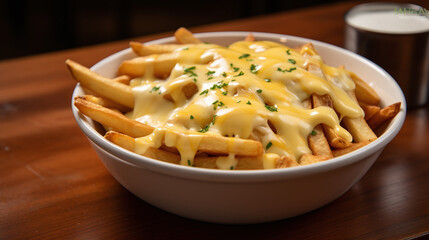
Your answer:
[347,11,429,34]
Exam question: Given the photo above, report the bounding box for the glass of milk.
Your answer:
[345,3,429,107]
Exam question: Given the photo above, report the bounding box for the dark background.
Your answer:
[0,0,343,60]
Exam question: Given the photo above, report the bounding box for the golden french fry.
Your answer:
[348,71,380,105]
[299,154,329,165]
[368,102,401,130]
[303,96,333,158]
[311,94,352,149]
[276,156,299,168]
[174,27,202,44]
[112,75,130,85]
[342,91,377,143]
[117,53,179,78]
[105,131,180,164]
[332,141,371,157]
[80,95,130,113]
[359,101,381,121]
[163,81,199,102]
[130,41,186,56]
[104,131,135,151]
[196,134,263,157]
[244,33,255,42]
[66,59,134,108]
[74,97,153,137]
[106,131,266,170]
[308,125,334,158]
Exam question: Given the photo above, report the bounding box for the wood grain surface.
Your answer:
[1,1,428,239]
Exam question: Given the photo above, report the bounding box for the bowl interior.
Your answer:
[72,32,406,182]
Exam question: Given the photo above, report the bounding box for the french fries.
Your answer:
[67,27,401,170]
[66,59,134,108]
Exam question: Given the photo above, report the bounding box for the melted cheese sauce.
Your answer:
[129,40,364,169]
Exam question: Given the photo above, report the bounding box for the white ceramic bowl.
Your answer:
[72,32,406,224]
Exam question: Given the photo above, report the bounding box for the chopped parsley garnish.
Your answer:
[235,71,244,77]
[190,115,194,119]
[212,114,217,124]
[250,64,259,74]
[222,91,228,95]
[256,89,262,93]
[288,59,296,64]
[286,49,291,55]
[193,78,197,82]
[265,78,271,82]
[222,72,227,77]
[246,101,252,105]
[310,130,317,136]
[184,66,197,77]
[277,67,297,73]
[229,63,241,73]
[187,160,192,166]
[230,166,234,170]
[212,100,225,110]
[239,53,250,59]
[265,104,278,112]
[184,66,196,72]
[236,100,241,103]
[199,114,217,133]
[266,141,273,150]
[208,76,214,80]
[182,47,189,51]
[200,89,209,95]
[199,124,210,133]
[211,80,228,90]
[150,86,161,92]
[206,70,215,76]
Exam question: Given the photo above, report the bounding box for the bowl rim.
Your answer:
[72,31,406,183]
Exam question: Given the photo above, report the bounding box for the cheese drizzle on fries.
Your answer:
[67,28,400,170]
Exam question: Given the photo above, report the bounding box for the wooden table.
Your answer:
[1,1,428,239]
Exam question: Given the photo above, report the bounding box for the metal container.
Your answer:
[345,3,429,107]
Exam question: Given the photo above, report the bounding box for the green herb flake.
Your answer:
[212,115,217,125]
[239,53,250,59]
[222,91,228,96]
[200,89,209,95]
[230,166,234,170]
[182,47,189,51]
[222,72,227,77]
[266,141,273,150]
[286,49,291,55]
[193,78,197,82]
[184,66,196,73]
[250,64,259,74]
[288,59,296,64]
[236,100,241,103]
[206,70,216,76]
[310,130,317,136]
[190,115,194,119]
[265,104,278,112]
[265,78,271,82]
[150,86,161,92]
[277,67,297,73]
[235,71,244,77]
[246,101,252,105]
[187,159,192,166]
[199,124,210,133]
[184,66,197,77]
[256,89,262,93]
